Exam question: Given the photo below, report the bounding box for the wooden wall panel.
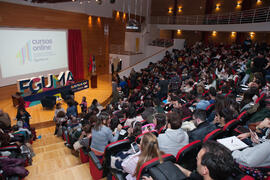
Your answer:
[160,30,172,39]
[174,31,203,46]
[203,31,270,44]
[151,0,175,16]
[178,0,206,16]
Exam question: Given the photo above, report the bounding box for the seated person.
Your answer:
[124,106,143,127]
[73,124,92,151]
[54,103,66,120]
[91,112,122,157]
[153,98,165,113]
[121,132,164,180]
[171,96,192,117]
[196,96,210,111]
[233,117,270,167]
[188,110,217,142]
[125,121,143,141]
[152,113,166,132]
[239,87,259,112]
[16,108,31,128]
[54,105,67,136]
[233,135,270,168]
[142,100,156,123]
[158,112,189,157]
[177,141,235,180]
[213,108,233,128]
[208,87,216,104]
[66,99,77,118]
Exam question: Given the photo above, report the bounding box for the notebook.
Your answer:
[217,136,248,151]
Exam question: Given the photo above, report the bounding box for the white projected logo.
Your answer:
[16,39,54,64]
[16,41,32,64]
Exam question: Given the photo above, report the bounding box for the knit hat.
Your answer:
[196,100,210,110]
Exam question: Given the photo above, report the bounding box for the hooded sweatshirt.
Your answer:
[158,128,189,157]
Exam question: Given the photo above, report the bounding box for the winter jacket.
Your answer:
[188,121,217,142]
[158,128,189,157]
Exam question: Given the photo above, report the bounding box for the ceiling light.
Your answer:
[96,0,102,5]
[216,3,221,10]
[168,7,173,14]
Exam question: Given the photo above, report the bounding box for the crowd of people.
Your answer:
[0,93,35,179]
[1,39,270,180]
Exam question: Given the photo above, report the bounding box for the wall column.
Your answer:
[171,0,178,39]
[202,0,214,44]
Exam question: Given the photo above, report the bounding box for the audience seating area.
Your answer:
[1,40,270,180]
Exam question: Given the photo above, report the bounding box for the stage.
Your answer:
[0,74,112,129]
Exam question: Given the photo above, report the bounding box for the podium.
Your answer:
[91,74,97,88]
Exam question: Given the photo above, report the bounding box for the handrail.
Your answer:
[151,6,270,25]
[119,45,173,73]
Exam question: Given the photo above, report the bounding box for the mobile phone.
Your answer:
[131,142,140,153]
[249,128,256,136]
[249,128,259,142]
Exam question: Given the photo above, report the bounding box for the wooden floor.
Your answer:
[0,74,112,126]
[0,74,112,180]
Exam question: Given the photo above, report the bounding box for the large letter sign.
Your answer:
[17,71,74,94]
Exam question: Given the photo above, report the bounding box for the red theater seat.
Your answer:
[182,116,192,122]
[203,128,224,142]
[137,154,186,180]
[176,140,202,171]
[205,104,215,117]
[88,139,132,180]
[223,119,240,136]
[158,126,166,134]
[255,93,265,104]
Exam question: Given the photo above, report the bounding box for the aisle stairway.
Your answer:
[25,126,92,180]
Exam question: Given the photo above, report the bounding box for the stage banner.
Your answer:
[23,80,89,108]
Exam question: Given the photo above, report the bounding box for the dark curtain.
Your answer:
[68,29,84,81]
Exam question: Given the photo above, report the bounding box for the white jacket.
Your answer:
[158,128,189,157]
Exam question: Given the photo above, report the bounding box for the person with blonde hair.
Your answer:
[122,132,163,180]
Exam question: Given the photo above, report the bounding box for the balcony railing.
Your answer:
[151,6,270,25]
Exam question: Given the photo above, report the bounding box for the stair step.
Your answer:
[32,146,74,165]
[25,163,92,180]
[26,154,81,176]
[33,141,65,154]
[35,126,55,135]
[32,146,73,163]
[32,136,63,148]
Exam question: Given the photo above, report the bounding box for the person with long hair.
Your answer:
[90,112,122,157]
[122,132,163,180]
[152,113,166,132]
